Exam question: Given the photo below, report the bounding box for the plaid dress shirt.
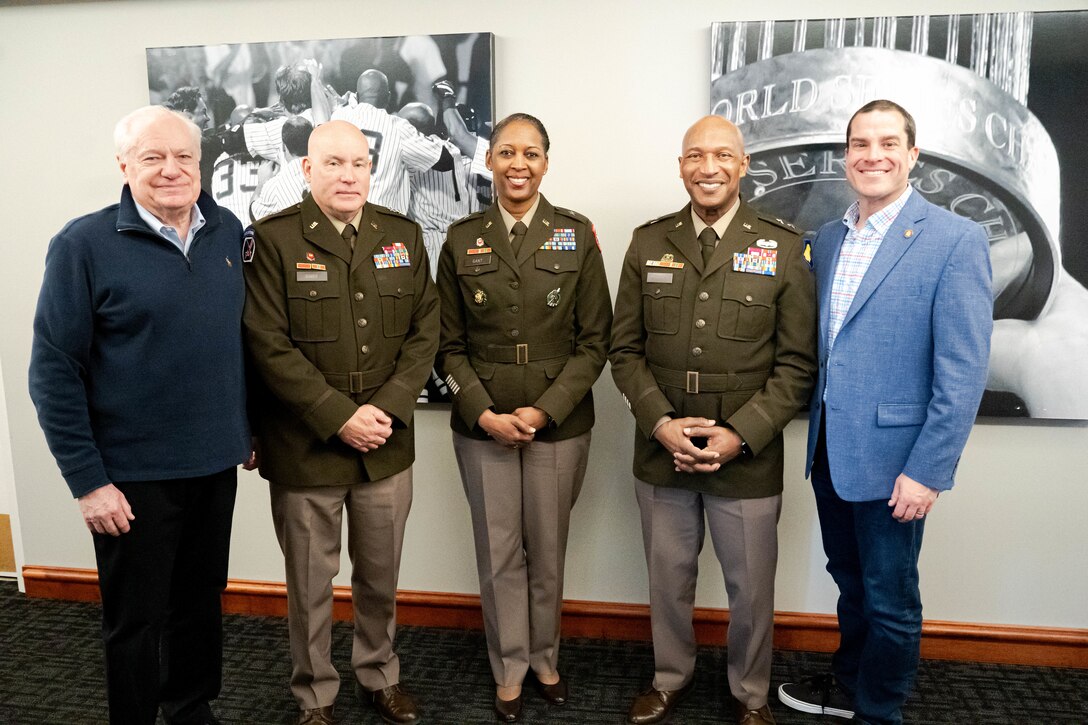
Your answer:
[827,186,914,352]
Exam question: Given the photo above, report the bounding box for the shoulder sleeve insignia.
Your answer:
[242,226,256,263]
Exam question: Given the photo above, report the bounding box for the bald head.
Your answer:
[357,69,391,108]
[678,115,750,225]
[303,121,372,222]
[681,115,745,155]
[397,102,436,136]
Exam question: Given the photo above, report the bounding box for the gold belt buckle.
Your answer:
[516,344,529,365]
[686,371,699,394]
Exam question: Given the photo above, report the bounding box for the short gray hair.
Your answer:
[114,105,201,160]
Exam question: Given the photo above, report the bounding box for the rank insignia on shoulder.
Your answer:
[242,227,256,263]
[646,253,684,269]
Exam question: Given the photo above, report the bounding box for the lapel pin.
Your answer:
[485,220,493,229]
[904,229,913,238]
[543,218,551,227]
[309,222,318,229]
[476,238,484,247]
[743,222,752,230]
[371,222,379,230]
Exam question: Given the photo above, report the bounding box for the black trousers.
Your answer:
[92,469,237,725]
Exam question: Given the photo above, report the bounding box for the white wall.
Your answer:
[2,0,1086,628]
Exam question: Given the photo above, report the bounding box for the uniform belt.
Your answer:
[324,365,397,394]
[649,364,769,394]
[468,339,574,365]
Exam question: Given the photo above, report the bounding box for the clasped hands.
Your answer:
[654,417,743,473]
[478,407,549,449]
[338,403,393,452]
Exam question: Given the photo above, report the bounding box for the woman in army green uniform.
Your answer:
[436,114,613,722]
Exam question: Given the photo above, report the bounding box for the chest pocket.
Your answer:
[535,250,578,275]
[718,278,773,341]
[642,270,683,335]
[287,267,340,342]
[376,268,415,338]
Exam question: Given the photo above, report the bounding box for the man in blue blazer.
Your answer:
[777,101,992,725]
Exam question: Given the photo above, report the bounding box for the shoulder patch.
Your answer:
[553,206,590,225]
[242,226,256,263]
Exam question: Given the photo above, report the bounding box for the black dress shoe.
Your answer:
[494,692,523,722]
[359,683,421,724]
[626,680,694,724]
[532,673,568,705]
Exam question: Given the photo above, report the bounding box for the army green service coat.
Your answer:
[609,201,817,498]
[437,195,612,440]
[243,194,439,486]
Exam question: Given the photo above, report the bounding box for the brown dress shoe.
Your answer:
[494,692,523,722]
[298,705,335,725]
[532,672,568,705]
[626,681,694,724]
[736,703,777,724]
[363,684,422,724]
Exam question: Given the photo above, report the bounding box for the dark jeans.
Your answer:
[92,469,237,725]
[812,423,924,725]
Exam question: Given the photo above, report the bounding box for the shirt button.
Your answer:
[695,319,706,329]
[510,305,519,313]
[692,347,703,356]
[309,290,317,298]
[511,329,520,338]
[510,281,520,290]
[699,291,709,301]
[357,318,367,327]
[360,345,370,354]
[553,264,560,270]
[354,292,364,301]
[745,294,753,302]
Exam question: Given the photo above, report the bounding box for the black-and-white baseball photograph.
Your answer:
[710,11,1088,420]
[148,32,495,404]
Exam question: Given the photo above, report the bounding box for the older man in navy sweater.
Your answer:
[29,105,255,725]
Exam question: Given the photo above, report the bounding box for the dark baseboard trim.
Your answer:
[22,565,1087,669]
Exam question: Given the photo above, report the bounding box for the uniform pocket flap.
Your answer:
[375,270,413,298]
[535,251,578,274]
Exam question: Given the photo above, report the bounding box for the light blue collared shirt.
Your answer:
[133,199,206,256]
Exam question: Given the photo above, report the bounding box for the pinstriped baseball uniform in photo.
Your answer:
[332,102,444,214]
[210,152,262,225]
[408,137,484,278]
[251,160,308,221]
[241,109,315,165]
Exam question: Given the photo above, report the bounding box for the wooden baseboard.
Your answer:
[22,565,1087,669]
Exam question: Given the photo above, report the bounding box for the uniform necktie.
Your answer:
[699,226,718,266]
[341,223,356,250]
[511,220,528,255]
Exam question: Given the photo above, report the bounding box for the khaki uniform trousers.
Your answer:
[635,479,781,709]
[270,469,412,710]
[453,431,591,688]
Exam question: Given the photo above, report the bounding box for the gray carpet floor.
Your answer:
[0,581,1085,723]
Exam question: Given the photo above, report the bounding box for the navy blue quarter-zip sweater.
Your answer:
[30,186,251,497]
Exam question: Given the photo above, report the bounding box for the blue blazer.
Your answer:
[806,190,992,501]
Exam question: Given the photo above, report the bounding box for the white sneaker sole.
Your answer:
[777,683,855,719]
